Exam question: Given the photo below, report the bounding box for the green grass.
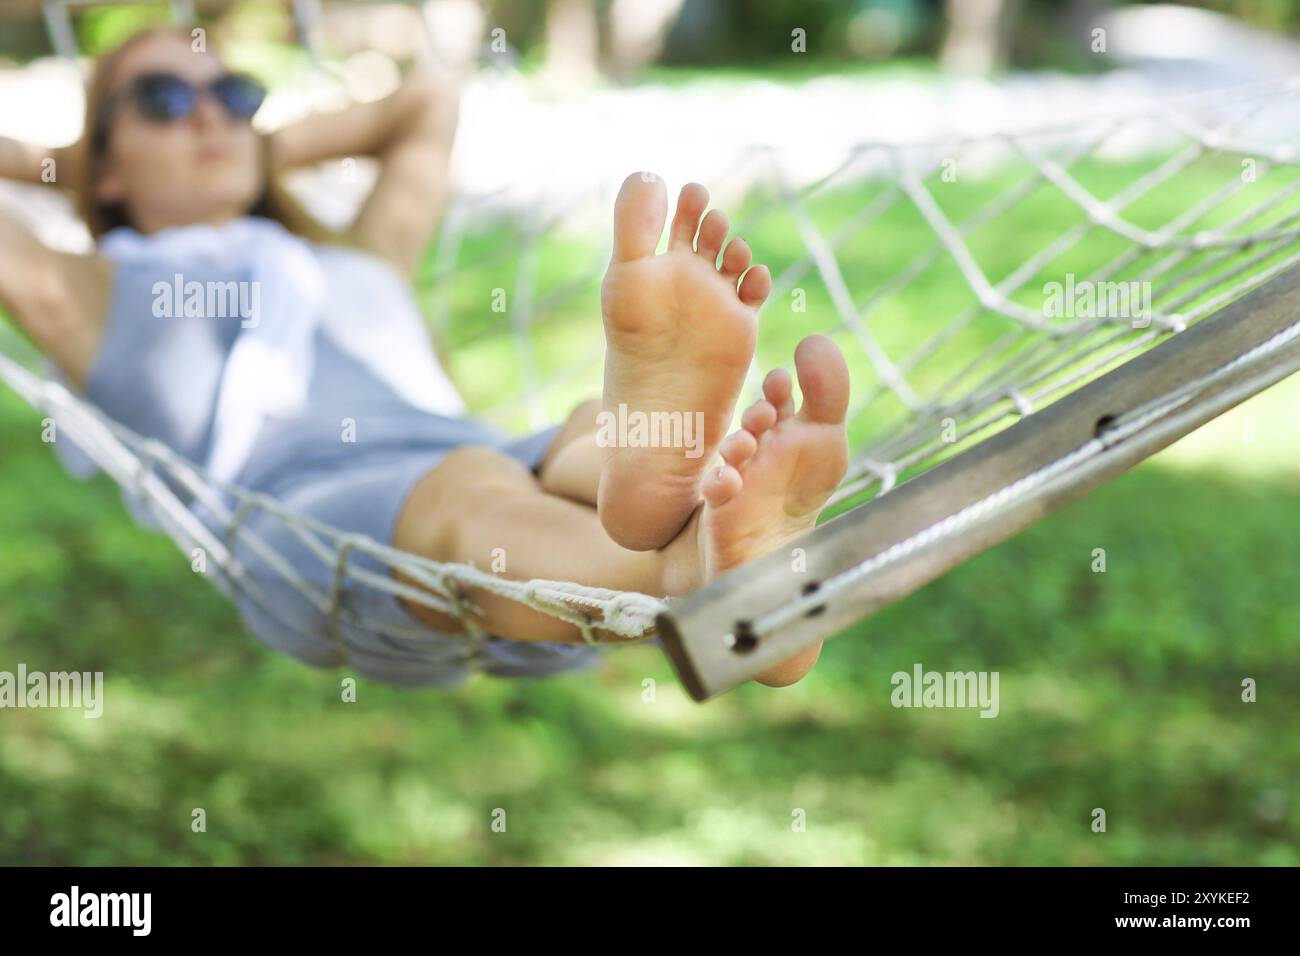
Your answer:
[2,151,1299,865]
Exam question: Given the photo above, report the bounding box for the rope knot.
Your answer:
[860,458,899,496]
[1002,386,1035,417]
[604,594,629,628]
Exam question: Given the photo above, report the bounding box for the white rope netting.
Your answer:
[3,10,1300,660]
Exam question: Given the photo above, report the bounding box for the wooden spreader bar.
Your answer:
[659,265,1300,701]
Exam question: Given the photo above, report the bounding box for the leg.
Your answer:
[393,445,698,645]
[537,398,603,506]
[394,333,852,687]
[394,170,851,687]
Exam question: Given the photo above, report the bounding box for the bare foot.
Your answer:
[699,334,851,687]
[598,172,771,551]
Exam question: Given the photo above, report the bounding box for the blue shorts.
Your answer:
[74,258,603,686]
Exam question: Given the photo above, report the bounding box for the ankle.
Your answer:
[658,508,704,597]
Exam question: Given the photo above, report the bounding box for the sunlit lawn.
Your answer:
[2,150,1298,865]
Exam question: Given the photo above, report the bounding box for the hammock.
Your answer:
[4,1,1300,699]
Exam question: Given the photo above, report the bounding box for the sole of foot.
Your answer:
[597,172,772,551]
[699,333,851,687]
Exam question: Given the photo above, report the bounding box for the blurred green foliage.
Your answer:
[2,1,1298,74]
[78,2,175,56]
[1,134,1297,863]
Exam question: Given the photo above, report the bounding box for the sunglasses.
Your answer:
[96,71,266,144]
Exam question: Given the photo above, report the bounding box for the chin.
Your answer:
[204,186,264,223]
[194,165,263,208]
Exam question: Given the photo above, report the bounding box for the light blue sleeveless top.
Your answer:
[80,221,602,686]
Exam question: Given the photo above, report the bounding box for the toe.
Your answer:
[612,172,668,263]
[720,238,752,280]
[794,334,851,425]
[741,399,778,435]
[737,264,771,306]
[696,209,729,263]
[702,463,743,508]
[669,183,709,250]
[763,368,796,419]
[719,429,758,468]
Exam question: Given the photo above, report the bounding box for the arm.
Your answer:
[0,135,74,188]
[268,78,459,276]
[0,208,113,390]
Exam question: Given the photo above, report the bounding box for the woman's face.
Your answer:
[95,34,264,234]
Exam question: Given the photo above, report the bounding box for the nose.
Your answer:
[189,88,232,129]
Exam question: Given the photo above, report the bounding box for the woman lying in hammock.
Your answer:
[0,28,850,689]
